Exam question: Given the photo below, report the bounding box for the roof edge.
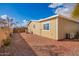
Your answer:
[59,14,79,23]
[39,15,58,22]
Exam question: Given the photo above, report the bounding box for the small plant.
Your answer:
[2,36,11,46]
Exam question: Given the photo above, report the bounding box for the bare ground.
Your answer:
[20,33,79,56]
[0,33,36,56]
[0,32,79,56]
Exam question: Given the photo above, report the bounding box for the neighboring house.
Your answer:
[27,15,79,40]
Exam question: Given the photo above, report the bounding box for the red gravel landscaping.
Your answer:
[20,33,79,56]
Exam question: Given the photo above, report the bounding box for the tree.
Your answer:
[0,19,7,28]
[72,4,79,19]
[25,18,31,27]
[0,15,15,29]
[6,17,12,28]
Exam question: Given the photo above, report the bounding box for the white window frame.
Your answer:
[43,21,50,31]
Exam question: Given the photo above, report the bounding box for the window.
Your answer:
[43,23,50,30]
[33,25,35,28]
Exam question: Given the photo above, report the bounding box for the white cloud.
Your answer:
[48,3,63,8]
[23,19,26,23]
[48,3,76,17]
[55,7,70,15]
[55,7,63,14]
[1,14,8,19]
[22,19,28,26]
[63,3,76,9]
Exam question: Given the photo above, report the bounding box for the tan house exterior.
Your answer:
[27,15,79,40]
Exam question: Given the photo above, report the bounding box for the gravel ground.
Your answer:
[20,33,79,56]
[0,32,79,56]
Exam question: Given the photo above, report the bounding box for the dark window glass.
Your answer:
[43,23,50,30]
[33,25,35,28]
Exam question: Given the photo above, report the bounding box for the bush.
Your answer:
[2,36,11,46]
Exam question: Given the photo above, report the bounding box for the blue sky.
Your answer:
[0,3,56,23]
[0,3,74,27]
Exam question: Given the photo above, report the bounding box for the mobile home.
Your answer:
[27,15,79,40]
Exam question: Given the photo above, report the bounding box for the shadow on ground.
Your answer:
[59,39,79,42]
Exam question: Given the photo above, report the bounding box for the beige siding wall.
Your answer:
[28,22,32,33]
[39,18,57,40]
[33,22,41,35]
[58,17,79,39]
[35,22,41,35]
[28,22,41,35]
[28,18,57,40]
[28,22,35,34]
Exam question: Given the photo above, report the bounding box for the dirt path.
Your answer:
[0,33,36,56]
